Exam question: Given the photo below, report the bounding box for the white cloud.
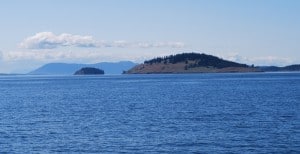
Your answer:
[19,32,97,49]
[135,42,185,48]
[19,32,185,49]
[4,49,295,67]
[246,56,293,66]
[4,50,94,62]
[219,52,294,66]
[2,49,148,64]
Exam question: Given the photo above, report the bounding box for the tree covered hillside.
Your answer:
[144,53,249,69]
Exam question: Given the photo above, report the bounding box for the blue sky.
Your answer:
[0,0,299,73]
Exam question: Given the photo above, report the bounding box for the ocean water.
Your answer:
[0,73,299,153]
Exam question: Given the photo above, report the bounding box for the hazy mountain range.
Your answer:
[258,65,300,72]
[29,61,137,75]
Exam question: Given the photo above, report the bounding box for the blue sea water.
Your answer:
[0,73,299,153]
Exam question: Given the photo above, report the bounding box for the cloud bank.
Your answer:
[19,32,185,49]
[219,52,293,66]
[4,49,294,66]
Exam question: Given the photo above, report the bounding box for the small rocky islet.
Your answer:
[74,67,104,75]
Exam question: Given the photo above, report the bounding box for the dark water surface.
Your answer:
[0,73,299,153]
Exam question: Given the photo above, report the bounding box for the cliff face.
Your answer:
[74,67,104,75]
[125,53,260,74]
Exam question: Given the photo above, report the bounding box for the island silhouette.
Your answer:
[74,67,104,75]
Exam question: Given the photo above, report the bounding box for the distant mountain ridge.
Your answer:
[125,53,259,74]
[258,65,300,72]
[29,61,137,75]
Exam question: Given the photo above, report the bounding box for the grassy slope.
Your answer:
[126,61,259,74]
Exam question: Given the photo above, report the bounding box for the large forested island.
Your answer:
[125,53,259,74]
